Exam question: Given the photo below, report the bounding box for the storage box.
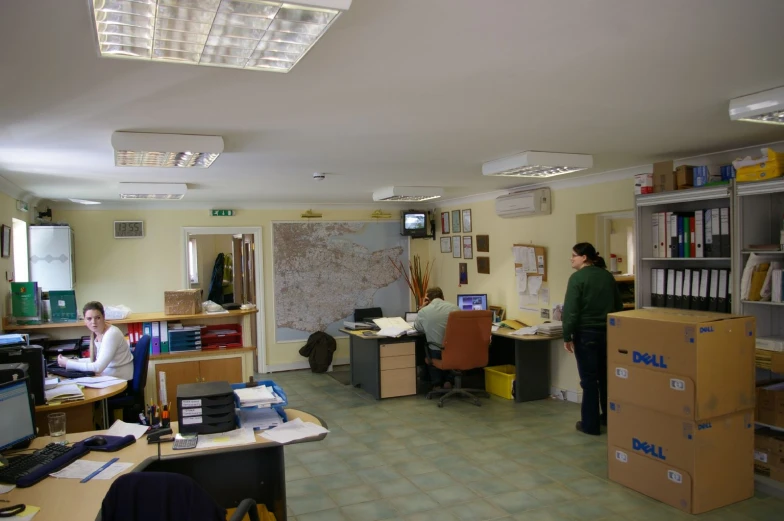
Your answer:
[734,148,784,183]
[607,401,753,514]
[756,428,784,455]
[607,309,756,420]
[634,173,653,195]
[164,289,201,315]
[754,447,784,482]
[652,160,675,193]
[675,165,695,189]
[484,365,515,400]
[757,382,784,428]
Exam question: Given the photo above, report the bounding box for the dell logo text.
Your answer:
[699,326,715,333]
[632,351,668,368]
[632,438,666,460]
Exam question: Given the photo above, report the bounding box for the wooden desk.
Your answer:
[342,329,421,400]
[6,409,325,521]
[34,381,128,435]
[491,329,560,403]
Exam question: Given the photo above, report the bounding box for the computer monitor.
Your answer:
[0,346,46,405]
[0,378,36,453]
[456,294,488,311]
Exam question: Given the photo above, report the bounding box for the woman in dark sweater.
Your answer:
[563,243,623,435]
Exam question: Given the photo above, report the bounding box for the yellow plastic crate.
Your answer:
[484,364,515,400]
[736,149,784,183]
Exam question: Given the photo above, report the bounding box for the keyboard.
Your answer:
[0,443,88,487]
[48,367,95,379]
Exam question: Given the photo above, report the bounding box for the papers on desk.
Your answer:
[235,386,284,408]
[50,459,132,480]
[372,317,416,338]
[0,483,14,494]
[45,377,59,390]
[71,376,125,389]
[259,418,329,444]
[44,383,84,403]
[106,420,150,440]
[12,505,39,521]
[510,321,563,337]
[196,427,256,449]
[239,408,283,431]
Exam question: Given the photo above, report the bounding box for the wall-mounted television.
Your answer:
[401,210,428,237]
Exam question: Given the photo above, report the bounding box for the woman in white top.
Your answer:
[56,301,134,381]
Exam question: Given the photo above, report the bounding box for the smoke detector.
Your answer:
[313,173,326,181]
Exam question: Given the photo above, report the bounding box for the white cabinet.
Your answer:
[29,226,75,291]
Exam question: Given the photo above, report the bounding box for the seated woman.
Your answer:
[57,301,134,381]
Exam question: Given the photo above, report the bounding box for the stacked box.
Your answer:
[607,309,756,514]
[755,428,784,482]
[757,382,784,428]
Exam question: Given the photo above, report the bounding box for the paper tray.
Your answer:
[231,381,288,412]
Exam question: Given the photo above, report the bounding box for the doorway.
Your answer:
[182,227,265,373]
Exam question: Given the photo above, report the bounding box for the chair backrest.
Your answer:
[131,335,151,396]
[440,311,493,371]
[354,307,383,322]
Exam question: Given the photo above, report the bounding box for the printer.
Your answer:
[177,381,236,435]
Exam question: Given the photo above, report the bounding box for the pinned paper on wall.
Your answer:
[539,288,550,306]
[537,255,545,275]
[516,268,527,292]
[512,243,547,281]
[513,246,527,264]
[528,276,543,297]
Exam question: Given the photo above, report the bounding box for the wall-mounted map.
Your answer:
[273,221,410,342]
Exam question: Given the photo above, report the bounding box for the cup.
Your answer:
[48,412,67,444]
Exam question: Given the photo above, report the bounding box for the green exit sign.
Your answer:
[211,209,235,217]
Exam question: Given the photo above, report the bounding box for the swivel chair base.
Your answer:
[425,373,489,408]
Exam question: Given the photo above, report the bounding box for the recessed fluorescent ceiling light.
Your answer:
[372,187,444,202]
[482,151,593,178]
[119,182,188,199]
[91,0,352,73]
[729,85,784,125]
[68,199,102,205]
[112,132,224,167]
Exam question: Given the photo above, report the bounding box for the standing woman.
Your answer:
[563,243,623,435]
[57,301,134,381]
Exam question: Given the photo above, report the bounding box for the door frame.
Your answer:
[182,226,266,374]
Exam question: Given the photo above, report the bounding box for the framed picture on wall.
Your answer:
[476,234,489,252]
[0,225,9,258]
[462,209,472,233]
[452,236,461,258]
[477,256,490,274]
[441,212,450,234]
[440,237,451,253]
[452,210,461,233]
[459,263,468,285]
[463,236,473,259]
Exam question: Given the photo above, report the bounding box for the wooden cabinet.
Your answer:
[379,342,416,398]
[200,357,243,383]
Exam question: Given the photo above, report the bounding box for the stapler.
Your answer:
[146,427,173,444]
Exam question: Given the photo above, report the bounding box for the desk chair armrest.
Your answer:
[228,499,261,521]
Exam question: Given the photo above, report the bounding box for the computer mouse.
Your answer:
[84,435,108,447]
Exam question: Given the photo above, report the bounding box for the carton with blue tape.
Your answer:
[607,309,755,420]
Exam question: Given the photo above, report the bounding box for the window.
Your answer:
[11,218,28,283]
[188,238,199,284]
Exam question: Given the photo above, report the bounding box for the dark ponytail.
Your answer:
[573,242,607,269]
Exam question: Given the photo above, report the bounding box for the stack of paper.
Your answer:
[45,383,84,403]
[235,386,284,408]
[259,418,329,444]
[45,377,60,390]
[537,321,563,335]
[196,427,256,449]
[71,376,125,389]
[373,317,416,338]
[239,408,283,430]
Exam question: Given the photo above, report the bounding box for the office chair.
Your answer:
[107,335,150,423]
[354,307,383,323]
[100,472,260,521]
[425,310,493,408]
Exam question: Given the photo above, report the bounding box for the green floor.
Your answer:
[267,369,783,521]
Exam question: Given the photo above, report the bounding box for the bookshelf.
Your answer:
[635,186,733,309]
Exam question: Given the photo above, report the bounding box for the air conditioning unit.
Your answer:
[495,188,551,218]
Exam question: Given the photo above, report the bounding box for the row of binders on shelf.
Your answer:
[128,322,243,354]
[650,268,731,312]
[651,208,730,258]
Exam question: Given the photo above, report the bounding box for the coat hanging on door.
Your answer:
[208,252,225,304]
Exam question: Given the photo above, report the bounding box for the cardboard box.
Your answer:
[164,289,202,316]
[607,401,753,514]
[757,382,784,428]
[607,309,756,420]
[675,165,695,189]
[653,160,676,193]
[756,428,784,455]
[634,173,653,195]
[754,447,784,482]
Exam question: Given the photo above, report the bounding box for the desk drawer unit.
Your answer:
[380,342,415,358]
[379,342,416,398]
[380,355,415,371]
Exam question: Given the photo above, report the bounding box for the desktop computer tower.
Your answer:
[0,346,46,405]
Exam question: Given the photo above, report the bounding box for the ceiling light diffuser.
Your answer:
[482,151,593,178]
[729,86,784,125]
[91,0,352,73]
[111,132,224,167]
[119,182,188,199]
[68,199,102,205]
[372,187,444,202]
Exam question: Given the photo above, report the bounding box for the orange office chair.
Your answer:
[425,310,493,407]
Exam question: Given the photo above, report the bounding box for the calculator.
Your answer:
[173,434,198,450]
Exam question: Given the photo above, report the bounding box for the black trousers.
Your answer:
[427,349,445,386]
[573,328,607,434]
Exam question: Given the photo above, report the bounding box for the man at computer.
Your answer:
[414,287,459,390]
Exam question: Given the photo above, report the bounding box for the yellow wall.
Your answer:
[427,177,635,392]
[0,192,33,329]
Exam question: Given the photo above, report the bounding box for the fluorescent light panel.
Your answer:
[69,199,102,205]
[119,182,188,199]
[111,132,224,168]
[91,0,351,73]
[482,151,593,178]
[729,86,784,126]
[372,187,444,202]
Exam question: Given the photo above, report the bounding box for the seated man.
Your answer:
[414,287,459,389]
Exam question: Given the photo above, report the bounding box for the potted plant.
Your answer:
[390,255,433,310]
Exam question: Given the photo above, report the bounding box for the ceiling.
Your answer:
[2,0,784,208]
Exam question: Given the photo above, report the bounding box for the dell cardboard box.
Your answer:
[607,400,753,514]
[607,309,755,420]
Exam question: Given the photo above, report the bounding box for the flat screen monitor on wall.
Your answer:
[401,211,427,237]
[456,294,488,311]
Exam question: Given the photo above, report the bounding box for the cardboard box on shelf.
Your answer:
[653,160,676,193]
[607,309,756,420]
[634,173,653,195]
[754,449,784,483]
[164,289,202,316]
[607,401,753,514]
[756,428,784,455]
[757,382,784,428]
[675,165,695,189]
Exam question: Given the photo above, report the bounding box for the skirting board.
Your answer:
[265,357,350,373]
[550,387,583,404]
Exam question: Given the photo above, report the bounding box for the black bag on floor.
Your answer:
[299,332,337,373]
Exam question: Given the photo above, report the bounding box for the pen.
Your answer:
[81,458,119,483]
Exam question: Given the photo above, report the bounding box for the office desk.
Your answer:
[34,381,128,435]
[343,329,422,400]
[6,409,325,521]
[491,330,560,403]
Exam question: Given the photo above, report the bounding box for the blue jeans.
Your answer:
[573,328,607,434]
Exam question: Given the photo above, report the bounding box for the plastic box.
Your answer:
[232,381,288,429]
[484,365,515,400]
[734,148,784,183]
